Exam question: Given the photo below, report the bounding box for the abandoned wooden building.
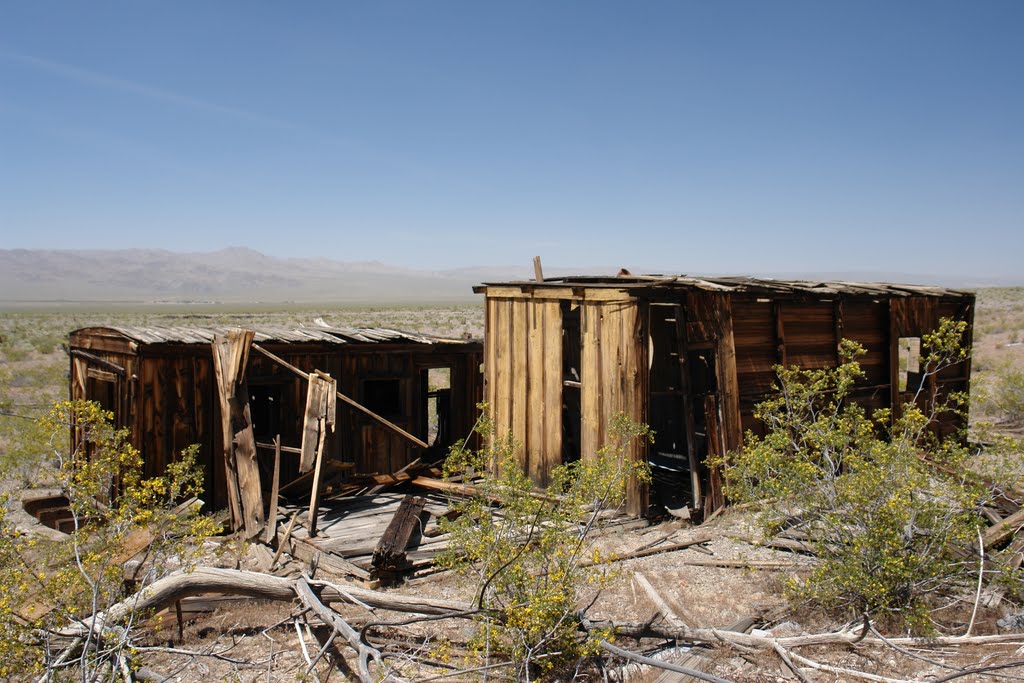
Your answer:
[68,325,483,521]
[474,275,975,517]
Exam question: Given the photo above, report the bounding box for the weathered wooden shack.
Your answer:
[474,275,975,516]
[69,326,483,512]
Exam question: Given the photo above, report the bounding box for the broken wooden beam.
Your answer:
[212,329,265,537]
[372,495,427,578]
[984,506,1024,548]
[251,343,429,449]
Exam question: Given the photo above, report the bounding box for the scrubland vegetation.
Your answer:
[1,292,1023,681]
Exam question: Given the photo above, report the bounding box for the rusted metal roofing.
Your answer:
[73,325,475,346]
[477,274,973,298]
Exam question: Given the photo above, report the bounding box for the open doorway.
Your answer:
[561,301,582,464]
[646,303,720,516]
[422,367,452,458]
[648,304,689,512]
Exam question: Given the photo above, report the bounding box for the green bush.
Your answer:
[438,408,651,681]
[718,320,986,632]
[0,400,219,679]
[979,363,1024,428]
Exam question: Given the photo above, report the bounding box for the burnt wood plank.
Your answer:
[371,495,427,574]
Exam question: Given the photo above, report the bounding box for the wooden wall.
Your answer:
[70,331,483,511]
[480,286,974,518]
[484,288,647,514]
[728,293,972,440]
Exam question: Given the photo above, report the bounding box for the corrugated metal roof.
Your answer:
[79,325,475,346]
[479,274,973,298]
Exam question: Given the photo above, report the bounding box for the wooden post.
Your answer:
[264,435,281,545]
[307,426,328,538]
[211,329,265,537]
[533,255,544,282]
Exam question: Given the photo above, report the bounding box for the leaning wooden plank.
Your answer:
[211,334,244,529]
[372,495,427,574]
[299,373,324,472]
[366,458,422,495]
[307,423,329,538]
[211,329,264,537]
[264,436,282,545]
[251,343,428,449]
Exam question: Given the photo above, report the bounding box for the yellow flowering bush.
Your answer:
[438,408,650,681]
[0,400,219,679]
[718,319,987,632]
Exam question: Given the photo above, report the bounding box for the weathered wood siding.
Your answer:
[70,329,483,511]
[484,289,647,513]
[485,295,564,486]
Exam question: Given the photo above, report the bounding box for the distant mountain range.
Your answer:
[0,248,1018,305]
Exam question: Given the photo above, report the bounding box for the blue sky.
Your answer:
[1,2,1021,278]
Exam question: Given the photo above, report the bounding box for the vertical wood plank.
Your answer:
[619,301,648,516]
[511,299,529,470]
[541,301,563,486]
[526,300,545,485]
[581,302,602,461]
[602,302,623,437]
[492,299,512,451]
[716,295,742,454]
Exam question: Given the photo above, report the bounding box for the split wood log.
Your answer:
[580,532,713,567]
[295,577,386,683]
[600,640,738,683]
[606,620,1024,651]
[372,495,426,575]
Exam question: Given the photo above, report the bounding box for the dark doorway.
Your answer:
[561,301,582,464]
[647,304,690,512]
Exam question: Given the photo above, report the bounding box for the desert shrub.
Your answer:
[438,409,651,681]
[0,400,218,679]
[719,320,987,633]
[978,363,1024,428]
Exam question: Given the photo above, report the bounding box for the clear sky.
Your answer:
[1,2,1021,277]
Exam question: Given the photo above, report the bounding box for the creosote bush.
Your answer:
[718,320,989,633]
[0,400,218,680]
[438,408,652,681]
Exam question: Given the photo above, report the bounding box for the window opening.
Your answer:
[423,367,452,448]
[249,384,284,441]
[898,337,921,392]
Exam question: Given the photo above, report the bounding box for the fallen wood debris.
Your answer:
[371,494,427,582]
[52,566,1024,683]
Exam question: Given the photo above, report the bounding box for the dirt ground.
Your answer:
[111,508,1023,683]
